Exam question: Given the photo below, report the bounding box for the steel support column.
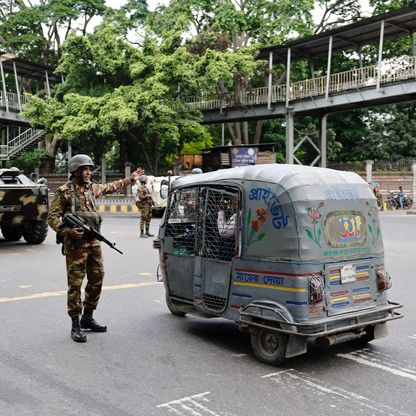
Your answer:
[267,51,273,110]
[45,70,51,97]
[13,61,22,111]
[320,114,327,168]
[0,59,9,112]
[325,36,333,101]
[68,142,72,175]
[285,48,291,109]
[286,108,294,164]
[377,20,385,92]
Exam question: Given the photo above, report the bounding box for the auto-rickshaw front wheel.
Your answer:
[165,293,187,317]
[250,328,288,366]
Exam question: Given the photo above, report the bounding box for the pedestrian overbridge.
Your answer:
[188,55,416,123]
[183,6,416,166]
[0,53,59,161]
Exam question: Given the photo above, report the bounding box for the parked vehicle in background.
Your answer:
[386,190,413,210]
[0,168,49,244]
[133,175,179,216]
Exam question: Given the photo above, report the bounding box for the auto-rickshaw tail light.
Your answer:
[376,268,392,291]
[308,276,325,304]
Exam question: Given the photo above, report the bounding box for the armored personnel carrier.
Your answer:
[0,168,48,244]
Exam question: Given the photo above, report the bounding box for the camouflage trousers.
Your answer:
[65,244,104,317]
[140,206,152,231]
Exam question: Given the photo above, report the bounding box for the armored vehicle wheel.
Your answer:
[166,293,187,317]
[22,220,48,244]
[250,328,288,366]
[1,225,22,241]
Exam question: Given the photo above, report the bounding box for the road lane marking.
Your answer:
[262,369,410,415]
[337,351,416,381]
[0,282,159,303]
[157,392,221,416]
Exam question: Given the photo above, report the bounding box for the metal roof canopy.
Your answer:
[258,6,416,61]
[0,52,60,83]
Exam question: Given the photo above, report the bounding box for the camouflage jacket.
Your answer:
[136,184,153,208]
[48,178,131,241]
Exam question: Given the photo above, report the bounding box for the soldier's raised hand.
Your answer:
[131,167,145,182]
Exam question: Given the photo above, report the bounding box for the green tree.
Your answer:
[24,23,212,174]
[0,0,107,64]
[357,103,416,161]
[150,0,317,145]
[1,0,108,171]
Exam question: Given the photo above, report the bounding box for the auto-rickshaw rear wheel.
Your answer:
[250,328,288,366]
[165,293,187,317]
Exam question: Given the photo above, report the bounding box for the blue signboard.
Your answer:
[230,147,257,167]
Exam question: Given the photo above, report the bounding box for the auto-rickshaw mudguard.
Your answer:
[238,300,307,358]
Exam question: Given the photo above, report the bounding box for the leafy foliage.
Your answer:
[5,0,416,172]
[6,148,49,174]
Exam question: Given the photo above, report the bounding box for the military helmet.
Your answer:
[69,154,94,173]
[139,175,148,183]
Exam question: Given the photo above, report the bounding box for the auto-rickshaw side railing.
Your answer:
[238,300,403,338]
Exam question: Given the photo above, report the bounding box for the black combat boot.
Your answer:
[71,316,87,343]
[80,309,107,332]
[145,228,154,237]
[140,230,148,238]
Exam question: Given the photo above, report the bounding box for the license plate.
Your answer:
[340,264,356,284]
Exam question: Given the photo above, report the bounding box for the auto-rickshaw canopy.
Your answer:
[169,165,381,262]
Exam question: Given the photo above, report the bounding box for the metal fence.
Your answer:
[182,55,416,110]
[328,160,413,172]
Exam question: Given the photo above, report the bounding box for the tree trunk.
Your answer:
[127,131,153,173]
[39,135,61,173]
[254,120,263,144]
[235,122,242,145]
[243,121,249,144]
[152,136,160,175]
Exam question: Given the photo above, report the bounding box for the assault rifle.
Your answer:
[61,213,123,254]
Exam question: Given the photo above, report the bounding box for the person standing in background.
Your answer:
[136,175,154,238]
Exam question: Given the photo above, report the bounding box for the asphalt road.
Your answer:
[0,212,415,416]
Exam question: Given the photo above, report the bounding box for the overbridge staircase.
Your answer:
[0,128,45,161]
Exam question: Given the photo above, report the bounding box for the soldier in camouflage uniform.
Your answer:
[136,175,154,238]
[48,154,144,343]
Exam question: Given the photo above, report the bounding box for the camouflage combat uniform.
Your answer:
[48,178,131,317]
[136,183,153,234]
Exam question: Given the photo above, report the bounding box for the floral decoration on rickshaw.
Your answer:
[247,207,267,246]
[368,206,381,244]
[306,202,324,248]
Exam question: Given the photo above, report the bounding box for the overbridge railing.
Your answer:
[183,55,416,111]
[0,128,44,160]
[0,91,27,111]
